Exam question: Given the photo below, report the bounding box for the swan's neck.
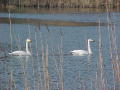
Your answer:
[88,41,92,54]
[26,42,30,53]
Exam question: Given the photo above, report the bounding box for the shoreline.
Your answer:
[0,7,120,14]
[0,17,106,26]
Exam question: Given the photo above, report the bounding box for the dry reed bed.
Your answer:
[1,0,120,9]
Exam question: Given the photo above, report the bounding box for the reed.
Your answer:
[16,34,21,51]
[9,70,13,90]
[106,1,120,87]
[34,26,45,90]
[34,28,40,90]
[39,27,51,90]
[1,0,120,9]
[106,1,120,88]
[8,69,18,90]
[8,10,13,52]
[107,16,120,87]
[97,20,107,90]
[45,26,65,90]
[58,29,64,90]
[39,40,48,90]
[50,44,61,89]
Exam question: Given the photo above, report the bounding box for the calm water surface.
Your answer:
[0,9,120,90]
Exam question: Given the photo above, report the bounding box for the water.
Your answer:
[0,8,120,90]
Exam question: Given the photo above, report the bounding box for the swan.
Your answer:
[9,39,32,56]
[70,39,95,56]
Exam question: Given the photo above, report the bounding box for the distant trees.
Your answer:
[0,0,120,8]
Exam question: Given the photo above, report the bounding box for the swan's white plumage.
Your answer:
[9,39,32,56]
[70,39,94,56]
[9,51,31,56]
[70,50,88,56]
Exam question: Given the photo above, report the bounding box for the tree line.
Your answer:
[0,0,120,9]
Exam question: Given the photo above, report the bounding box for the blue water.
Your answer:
[0,11,120,90]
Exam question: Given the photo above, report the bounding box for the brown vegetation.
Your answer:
[0,0,120,9]
[1,17,106,26]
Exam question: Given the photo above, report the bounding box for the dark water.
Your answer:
[0,8,120,90]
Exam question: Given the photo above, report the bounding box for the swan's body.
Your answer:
[9,51,31,56]
[70,39,95,56]
[70,50,89,56]
[9,39,32,56]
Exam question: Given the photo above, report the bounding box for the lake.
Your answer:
[0,8,120,90]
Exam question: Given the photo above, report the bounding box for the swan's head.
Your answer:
[88,39,95,42]
[26,39,32,43]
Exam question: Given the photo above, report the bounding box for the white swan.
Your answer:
[9,39,32,56]
[70,39,95,56]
